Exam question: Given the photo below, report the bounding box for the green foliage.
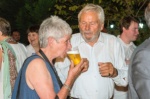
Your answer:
[49,0,87,32]
[102,0,149,45]
[14,0,56,44]
[0,0,149,44]
[0,0,24,28]
[16,0,55,29]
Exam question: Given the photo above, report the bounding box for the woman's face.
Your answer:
[54,35,71,58]
[28,32,39,47]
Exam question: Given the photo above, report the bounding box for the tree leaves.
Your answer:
[1,0,149,44]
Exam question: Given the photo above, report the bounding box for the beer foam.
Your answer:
[67,50,79,54]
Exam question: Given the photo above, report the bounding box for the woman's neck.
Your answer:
[33,45,40,53]
[38,48,54,65]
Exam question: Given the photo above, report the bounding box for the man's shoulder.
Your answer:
[101,32,117,39]
[137,38,150,50]
[101,32,118,43]
[71,33,82,42]
[72,33,81,38]
[18,42,26,47]
[26,44,31,49]
[17,42,27,49]
[130,38,150,60]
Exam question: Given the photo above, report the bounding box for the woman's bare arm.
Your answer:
[26,58,88,99]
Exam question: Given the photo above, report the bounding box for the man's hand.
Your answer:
[98,62,118,78]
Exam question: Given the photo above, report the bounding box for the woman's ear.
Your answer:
[48,37,53,44]
[47,36,57,46]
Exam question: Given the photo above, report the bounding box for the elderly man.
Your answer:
[55,4,128,99]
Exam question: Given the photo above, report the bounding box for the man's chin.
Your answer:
[82,36,92,42]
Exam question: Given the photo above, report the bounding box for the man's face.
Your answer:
[79,11,104,43]
[12,31,20,42]
[123,21,139,42]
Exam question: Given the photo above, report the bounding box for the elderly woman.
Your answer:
[12,16,89,99]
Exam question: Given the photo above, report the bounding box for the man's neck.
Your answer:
[85,37,99,46]
[120,34,131,44]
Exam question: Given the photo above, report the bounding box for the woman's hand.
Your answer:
[67,58,89,83]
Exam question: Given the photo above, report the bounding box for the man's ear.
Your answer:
[100,24,104,31]
[0,31,2,36]
[122,27,126,31]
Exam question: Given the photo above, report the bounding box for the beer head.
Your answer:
[67,50,81,65]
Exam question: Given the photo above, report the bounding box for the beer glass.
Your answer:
[67,48,81,66]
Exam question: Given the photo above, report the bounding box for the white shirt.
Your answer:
[26,44,35,57]
[117,36,136,61]
[55,33,128,99]
[113,36,136,99]
[10,43,27,72]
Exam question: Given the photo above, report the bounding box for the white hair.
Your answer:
[78,4,105,24]
[39,16,72,48]
[145,3,150,28]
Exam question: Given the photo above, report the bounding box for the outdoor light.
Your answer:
[110,24,114,29]
[139,23,144,28]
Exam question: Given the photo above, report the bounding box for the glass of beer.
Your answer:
[67,48,81,66]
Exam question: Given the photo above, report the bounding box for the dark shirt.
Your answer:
[11,54,60,99]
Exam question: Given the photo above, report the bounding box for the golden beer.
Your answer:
[67,51,81,65]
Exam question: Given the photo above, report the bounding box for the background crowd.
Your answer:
[0,2,150,99]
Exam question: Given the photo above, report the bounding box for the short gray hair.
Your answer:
[145,3,150,28]
[78,4,105,24]
[39,16,72,48]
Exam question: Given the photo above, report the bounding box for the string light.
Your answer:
[110,24,114,29]
[139,22,144,28]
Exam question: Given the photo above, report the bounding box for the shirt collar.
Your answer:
[79,32,104,44]
[117,35,135,48]
[97,32,104,43]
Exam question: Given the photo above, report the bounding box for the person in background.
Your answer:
[11,29,20,42]
[55,4,128,99]
[113,16,139,99]
[26,25,40,57]
[128,2,150,99]
[11,16,89,99]
[0,17,27,99]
